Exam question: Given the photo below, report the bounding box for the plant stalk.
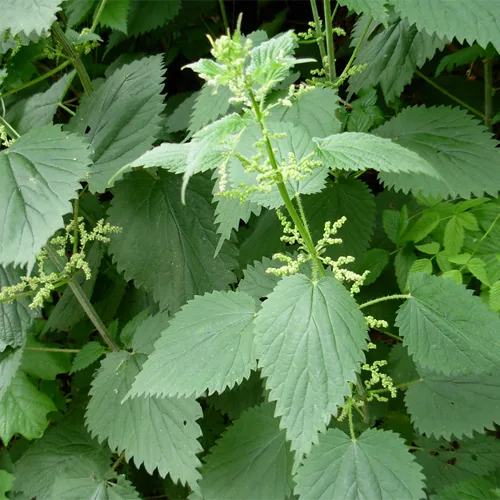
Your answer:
[0,115,20,139]
[90,0,108,32]
[415,69,485,119]
[484,58,494,130]
[51,22,93,96]
[335,17,372,86]
[25,346,80,353]
[323,0,336,80]
[358,294,411,310]
[248,91,326,277]
[45,245,119,351]
[309,0,327,67]
[0,60,71,100]
[218,0,230,32]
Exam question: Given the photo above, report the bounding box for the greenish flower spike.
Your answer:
[0,218,121,309]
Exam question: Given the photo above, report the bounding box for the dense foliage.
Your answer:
[1,0,500,498]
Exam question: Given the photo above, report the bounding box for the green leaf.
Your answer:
[415,242,440,255]
[206,370,264,420]
[355,248,390,286]
[184,113,247,197]
[457,212,479,231]
[375,106,500,198]
[489,280,500,311]
[238,257,284,300]
[467,258,491,286]
[119,308,166,354]
[128,291,257,398]
[247,31,296,89]
[0,0,62,36]
[0,470,12,499]
[436,44,492,77]
[392,0,500,53]
[397,273,500,376]
[21,336,71,380]
[415,434,500,493]
[129,141,189,173]
[198,404,293,500]
[0,125,91,267]
[213,193,262,247]
[442,269,462,284]
[70,342,106,373]
[444,216,465,254]
[269,87,341,138]
[433,477,498,500]
[189,84,233,134]
[6,73,74,135]
[99,0,130,32]
[126,0,181,36]
[336,0,389,20]
[304,177,376,261]
[107,171,237,314]
[409,258,433,275]
[0,266,37,351]
[349,18,445,103]
[13,414,111,499]
[68,56,164,192]
[405,369,500,439]
[86,351,203,486]
[294,428,425,500]
[314,132,436,177]
[382,209,400,244]
[51,467,141,500]
[254,274,367,460]
[395,246,417,291]
[403,211,440,243]
[0,347,23,399]
[0,373,55,443]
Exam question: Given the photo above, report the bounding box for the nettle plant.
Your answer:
[1,0,500,498]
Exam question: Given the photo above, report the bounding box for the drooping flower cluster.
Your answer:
[0,218,121,309]
[266,212,370,295]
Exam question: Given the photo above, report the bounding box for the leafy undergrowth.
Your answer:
[0,0,500,498]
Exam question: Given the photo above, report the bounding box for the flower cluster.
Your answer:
[361,343,397,403]
[0,124,14,148]
[0,218,121,309]
[316,217,369,294]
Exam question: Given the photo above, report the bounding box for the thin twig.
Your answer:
[415,69,485,119]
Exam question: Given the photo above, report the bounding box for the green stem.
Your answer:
[335,17,372,86]
[355,375,370,425]
[25,346,80,353]
[348,401,356,442]
[484,58,494,130]
[90,0,108,32]
[309,0,327,67]
[248,91,326,277]
[358,294,411,310]
[323,0,336,81]
[58,102,76,116]
[111,452,126,472]
[218,0,229,32]
[380,329,404,342]
[460,212,500,272]
[45,245,119,351]
[51,22,93,96]
[368,379,422,394]
[0,115,20,139]
[415,69,485,119]
[73,199,79,255]
[0,60,71,100]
